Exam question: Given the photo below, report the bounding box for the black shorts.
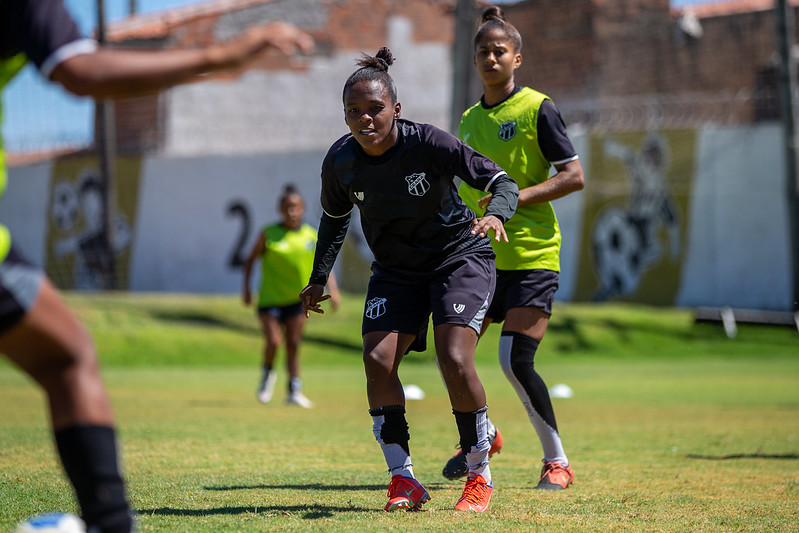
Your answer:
[487,269,559,323]
[0,245,44,335]
[362,252,495,353]
[257,301,305,323]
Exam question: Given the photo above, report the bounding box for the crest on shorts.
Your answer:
[354,191,364,202]
[498,121,517,142]
[453,303,466,314]
[365,297,387,319]
[405,172,430,197]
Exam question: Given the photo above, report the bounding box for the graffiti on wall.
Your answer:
[45,156,141,290]
[574,131,696,304]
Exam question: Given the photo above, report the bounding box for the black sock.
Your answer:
[453,406,488,454]
[502,331,559,432]
[55,425,133,533]
[369,405,410,454]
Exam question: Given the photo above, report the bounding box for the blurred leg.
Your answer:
[257,313,282,368]
[283,312,306,379]
[0,277,132,532]
[1,278,112,428]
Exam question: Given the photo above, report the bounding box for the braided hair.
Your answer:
[342,47,398,104]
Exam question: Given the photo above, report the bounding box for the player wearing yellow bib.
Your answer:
[243,185,339,408]
[441,6,585,491]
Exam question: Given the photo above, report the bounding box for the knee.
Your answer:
[35,328,99,390]
[284,338,299,352]
[499,332,539,377]
[437,353,468,382]
[362,345,392,375]
[265,334,283,348]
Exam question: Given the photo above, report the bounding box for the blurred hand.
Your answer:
[242,289,251,306]
[212,21,314,70]
[477,193,492,210]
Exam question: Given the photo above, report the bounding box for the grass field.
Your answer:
[1,292,797,531]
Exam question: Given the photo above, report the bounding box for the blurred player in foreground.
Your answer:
[441,6,585,490]
[300,47,518,512]
[242,184,340,408]
[0,1,313,531]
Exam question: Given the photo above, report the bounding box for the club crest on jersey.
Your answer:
[453,303,466,314]
[498,121,517,142]
[354,191,365,202]
[365,297,387,319]
[405,173,430,197]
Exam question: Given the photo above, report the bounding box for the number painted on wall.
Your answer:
[226,200,251,268]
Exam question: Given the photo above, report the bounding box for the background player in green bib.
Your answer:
[1,2,313,530]
[243,185,339,408]
[441,6,586,491]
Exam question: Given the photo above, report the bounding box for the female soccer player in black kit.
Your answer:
[300,47,518,513]
[1,1,312,531]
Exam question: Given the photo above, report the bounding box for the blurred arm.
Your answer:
[50,22,313,98]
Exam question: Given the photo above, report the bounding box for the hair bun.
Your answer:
[481,6,505,23]
[375,46,395,69]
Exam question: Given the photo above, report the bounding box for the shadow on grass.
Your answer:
[549,314,703,354]
[204,483,383,492]
[148,310,257,334]
[303,334,363,354]
[686,452,799,460]
[143,504,373,519]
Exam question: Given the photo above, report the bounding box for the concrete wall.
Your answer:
[1,123,792,311]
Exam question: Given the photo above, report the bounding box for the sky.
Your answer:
[2,0,714,153]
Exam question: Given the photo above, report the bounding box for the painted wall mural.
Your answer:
[575,130,696,305]
[45,156,141,290]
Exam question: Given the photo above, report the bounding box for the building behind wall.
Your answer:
[103,0,457,157]
[102,0,795,151]
[4,0,795,309]
[502,0,788,131]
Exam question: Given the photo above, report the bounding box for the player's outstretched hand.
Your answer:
[471,214,509,243]
[211,21,314,70]
[300,283,331,318]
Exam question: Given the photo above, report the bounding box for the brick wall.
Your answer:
[503,0,791,129]
[108,0,795,150]
[108,0,456,154]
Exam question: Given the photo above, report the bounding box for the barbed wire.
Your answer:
[560,88,782,134]
[5,88,786,157]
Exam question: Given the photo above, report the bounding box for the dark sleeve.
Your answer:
[320,137,355,218]
[423,123,507,190]
[422,124,518,222]
[309,140,354,285]
[483,173,519,223]
[9,0,87,70]
[537,99,578,164]
[308,212,350,286]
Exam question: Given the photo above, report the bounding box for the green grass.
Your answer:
[1,292,798,531]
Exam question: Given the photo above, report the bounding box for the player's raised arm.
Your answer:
[51,21,314,99]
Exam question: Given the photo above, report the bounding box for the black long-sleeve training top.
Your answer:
[310,119,519,284]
